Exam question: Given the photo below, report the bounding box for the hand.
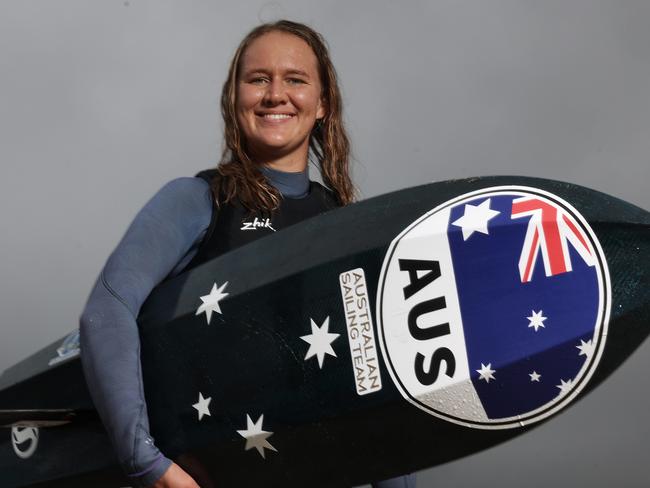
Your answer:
[150,461,201,488]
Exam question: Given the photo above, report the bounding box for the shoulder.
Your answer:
[158,176,211,197]
[310,181,340,208]
[194,168,219,184]
[128,177,214,237]
[310,181,333,196]
[151,177,213,212]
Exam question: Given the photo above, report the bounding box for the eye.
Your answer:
[249,76,269,85]
[287,78,307,85]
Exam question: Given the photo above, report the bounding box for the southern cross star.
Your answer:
[576,339,595,358]
[196,282,229,324]
[476,363,496,383]
[529,371,541,382]
[556,378,573,395]
[300,317,340,369]
[451,198,501,241]
[237,414,277,459]
[527,310,547,332]
[192,392,212,421]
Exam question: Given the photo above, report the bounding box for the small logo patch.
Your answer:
[11,426,39,459]
[241,217,276,232]
[377,186,610,429]
[340,268,382,395]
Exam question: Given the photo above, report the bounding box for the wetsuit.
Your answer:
[79,166,416,488]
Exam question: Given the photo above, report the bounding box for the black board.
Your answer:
[1,176,648,488]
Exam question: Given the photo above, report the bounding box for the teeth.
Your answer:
[263,114,293,119]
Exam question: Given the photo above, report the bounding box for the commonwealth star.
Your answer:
[196,282,229,324]
[300,317,340,369]
[237,414,277,459]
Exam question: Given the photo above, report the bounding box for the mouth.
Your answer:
[262,113,294,119]
[256,112,296,122]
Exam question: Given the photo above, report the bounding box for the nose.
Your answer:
[262,78,287,106]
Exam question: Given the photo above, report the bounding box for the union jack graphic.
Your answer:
[511,196,595,282]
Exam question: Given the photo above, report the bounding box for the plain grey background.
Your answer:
[1,1,649,486]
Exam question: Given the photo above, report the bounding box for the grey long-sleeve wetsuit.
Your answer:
[79,167,415,488]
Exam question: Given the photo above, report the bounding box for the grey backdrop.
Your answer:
[1,1,649,486]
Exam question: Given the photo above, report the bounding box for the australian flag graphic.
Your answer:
[378,187,609,429]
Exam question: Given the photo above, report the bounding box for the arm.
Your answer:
[79,177,212,487]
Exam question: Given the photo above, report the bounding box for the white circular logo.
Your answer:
[377,186,610,429]
[11,426,39,459]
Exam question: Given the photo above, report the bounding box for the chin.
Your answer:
[257,140,292,153]
[254,134,300,150]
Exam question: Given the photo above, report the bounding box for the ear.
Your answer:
[316,96,327,120]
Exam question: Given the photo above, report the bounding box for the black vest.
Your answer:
[183,169,339,272]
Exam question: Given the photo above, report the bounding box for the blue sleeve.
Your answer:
[372,473,417,488]
[79,177,212,487]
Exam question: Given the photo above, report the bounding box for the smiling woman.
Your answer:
[236,31,326,169]
[78,19,414,488]
[216,21,354,212]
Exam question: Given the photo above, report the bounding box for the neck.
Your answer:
[258,157,307,173]
[260,165,310,199]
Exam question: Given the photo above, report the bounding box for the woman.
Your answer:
[80,20,416,488]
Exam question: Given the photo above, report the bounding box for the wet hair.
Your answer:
[213,19,354,211]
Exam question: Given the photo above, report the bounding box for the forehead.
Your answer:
[240,31,319,74]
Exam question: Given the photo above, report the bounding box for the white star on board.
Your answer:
[576,339,595,358]
[476,363,496,383]
[527,310,547,332]
[529,371,541,382]
[556,378,573,395]
[300,317,340,369]
[451,199,501,241]
[192,392,211,421]
[196,282,229,324]
[237,414,277,459]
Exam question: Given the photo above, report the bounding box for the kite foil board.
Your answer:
[1,176,649,487]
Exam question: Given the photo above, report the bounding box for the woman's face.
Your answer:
[236,31,325,169]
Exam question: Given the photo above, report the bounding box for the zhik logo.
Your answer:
[240,217,276,232]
